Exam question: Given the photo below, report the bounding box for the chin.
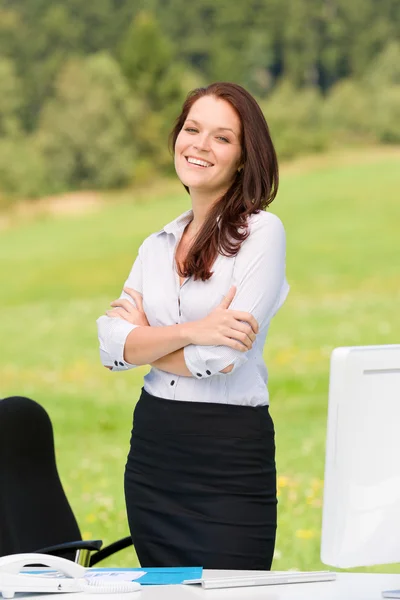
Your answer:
[176,171,208,189]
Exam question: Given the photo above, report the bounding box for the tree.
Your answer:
[365,41,400,88]
[364,42,400,143]
[118,11,196,171]
[262,80,328,158]
[0,137,48,199]
[37,52,142,191]
[0,58,23,136]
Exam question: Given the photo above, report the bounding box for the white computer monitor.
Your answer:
[321,344,400,568]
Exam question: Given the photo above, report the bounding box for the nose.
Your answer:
[193,133,211,152]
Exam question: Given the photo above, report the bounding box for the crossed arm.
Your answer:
[153,349,200,377]
[97,213,288,380]
[104,286,255,376]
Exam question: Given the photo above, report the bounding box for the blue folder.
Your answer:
[90,566,203,586]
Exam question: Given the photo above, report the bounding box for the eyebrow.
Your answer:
[185,119,238,137]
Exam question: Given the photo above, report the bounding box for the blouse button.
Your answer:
[197,373,202,377]
[206,370,211,375]
[170,380,175,385]
[119,362,124,366]
[114,360,118,366]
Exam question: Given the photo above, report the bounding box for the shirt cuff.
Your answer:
[183,344,248,379]
[97,315,139,371]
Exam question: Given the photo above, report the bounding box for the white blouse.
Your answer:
[97,209,289,407]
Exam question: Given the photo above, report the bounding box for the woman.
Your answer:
[97,82,289,570]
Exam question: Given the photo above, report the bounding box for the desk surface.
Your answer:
[14,571,400,600]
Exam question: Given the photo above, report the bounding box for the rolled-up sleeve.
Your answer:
[96,248,143,372]
[184,343,248,379]
[184,212,289,378]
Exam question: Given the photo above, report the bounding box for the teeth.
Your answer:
[187,157,213,168]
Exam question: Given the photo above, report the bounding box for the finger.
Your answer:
[229,321,256,343]
[220,327,251,350]
[222,336,248,353]
[220,325,252,350]
[110,299,135,312]
[226,329,252,350]
[230,311,259,334]
[218,285,236,309]
[123,287,144,311]
[128,290,144,312]
[106,308,130,319]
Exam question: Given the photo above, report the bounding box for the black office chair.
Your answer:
[0,396,133,566]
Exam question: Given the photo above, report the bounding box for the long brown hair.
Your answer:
[170,82,279,281]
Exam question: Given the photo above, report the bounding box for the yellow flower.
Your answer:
[82,531,92,540]
[85,513,97,523]
[295,529,315,539]
[277,475,290,488]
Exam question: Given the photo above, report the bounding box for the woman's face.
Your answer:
[174,95,242,197]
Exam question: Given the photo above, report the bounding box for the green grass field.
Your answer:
[1,147,399,570]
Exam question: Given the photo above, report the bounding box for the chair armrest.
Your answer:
[89,536,133,566]
[36,539,103,556]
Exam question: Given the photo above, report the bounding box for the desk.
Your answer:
[15,572,400,600]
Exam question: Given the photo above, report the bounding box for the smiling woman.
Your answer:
[96,82,289,570]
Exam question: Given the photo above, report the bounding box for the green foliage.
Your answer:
[143,0,399,92]
[1,0,399,105]
[261,40,400,162]
[365,41,400,88]
[119,12,177,112]
[118,11,192,172]
[0,137,48,201]
[363,43,400,143]
[0,58,23,137]
[322,80,374,142]
[262,82,329,159]
[0,1,138,129]
[321,43,400,145]
[0,0,400,197]
[370,86,400,143]
[36,53,141,191]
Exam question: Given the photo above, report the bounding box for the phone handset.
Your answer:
[0,553,141,598]
[0,553,86,578]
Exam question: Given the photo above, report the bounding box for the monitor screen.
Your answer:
[321,345,400,568]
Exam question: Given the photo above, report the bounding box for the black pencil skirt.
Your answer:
[124,388,277,569]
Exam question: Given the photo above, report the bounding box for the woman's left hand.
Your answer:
[106,287,150,327]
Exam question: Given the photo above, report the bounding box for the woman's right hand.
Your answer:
[185,286,259,351]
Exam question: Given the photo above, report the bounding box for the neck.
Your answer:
[188,187,226,234]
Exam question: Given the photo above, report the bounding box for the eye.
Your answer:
[184,127,198,133]
[217,136,230,143]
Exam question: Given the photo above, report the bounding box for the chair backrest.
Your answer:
[0,396,82,557]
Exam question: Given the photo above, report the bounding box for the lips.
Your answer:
[185,156,214,168]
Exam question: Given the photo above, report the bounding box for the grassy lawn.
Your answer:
[1,147,399,570]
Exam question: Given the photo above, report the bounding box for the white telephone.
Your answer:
[0,554,141,598]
